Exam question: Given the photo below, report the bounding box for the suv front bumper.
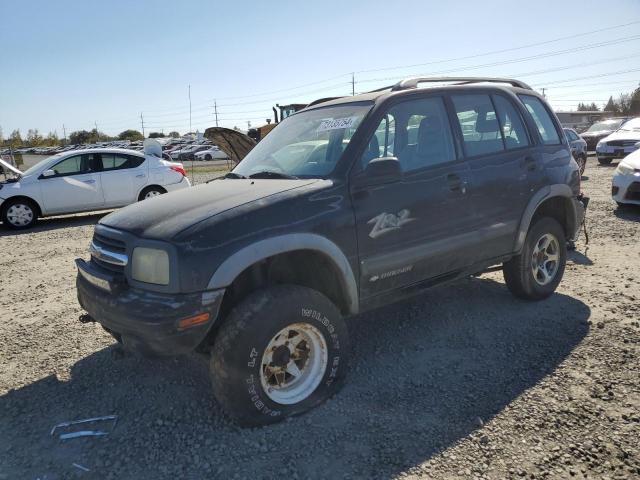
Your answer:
[76,259,224,356]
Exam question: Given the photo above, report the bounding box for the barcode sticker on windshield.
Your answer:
[317,117,358,132]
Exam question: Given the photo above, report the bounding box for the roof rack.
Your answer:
[378,77,533,92]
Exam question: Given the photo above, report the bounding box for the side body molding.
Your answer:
[514,184,576,252]
[207,233,359,315]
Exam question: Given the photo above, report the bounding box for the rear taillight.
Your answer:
[170,164,186,177]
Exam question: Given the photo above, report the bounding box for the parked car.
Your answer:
[194,146,229,161]
[178,145,211,161]
[0,141,190,229]
[612,147,640,207]
[580,118,628,151]
[595,117,640,164]
[564,128,587,176]
[75,76,587,426]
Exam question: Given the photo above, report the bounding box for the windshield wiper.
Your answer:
[224,172,247,179]
[248,170,299,179]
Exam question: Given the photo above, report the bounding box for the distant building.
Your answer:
[554,110,613,131]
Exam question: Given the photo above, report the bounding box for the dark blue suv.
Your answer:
[76,77,587,426]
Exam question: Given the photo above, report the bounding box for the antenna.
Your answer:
[188,84,192,134]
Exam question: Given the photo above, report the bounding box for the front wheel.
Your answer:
[1,198,38,229]
[503,217,567,300]
[205,154,212,160]
[210,285,349,426]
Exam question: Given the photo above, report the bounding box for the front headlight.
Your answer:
[131,247,170,285]
[616,163,635,175]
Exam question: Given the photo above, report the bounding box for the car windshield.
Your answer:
[22,154,62,176]
[233,103,372,178]
[620,118,640,132]
[587,119,624,132]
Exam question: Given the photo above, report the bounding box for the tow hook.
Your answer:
[78,313,95,324]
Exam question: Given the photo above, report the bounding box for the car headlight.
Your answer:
[131,247,170,285]
[616,163,635,175]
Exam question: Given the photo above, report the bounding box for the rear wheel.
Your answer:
[205,154,212,160]
[577,155,587,176]
[210,285,349,426]
[597,157,612,165]
[138,186,166,201]
[503,217,566,300]
[1,198,38,229]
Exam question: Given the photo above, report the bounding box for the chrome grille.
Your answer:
[90,230,128,275]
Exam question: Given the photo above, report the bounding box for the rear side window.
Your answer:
[493,95,529,149]
[519,95,561,145]
[101,154,144,171]
[451,94,504,156]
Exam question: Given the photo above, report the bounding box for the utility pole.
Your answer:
[351,73,355,96]
[94,121,99,141]
[140,112,145,138]
[62,124,67,145]
[541,88,546,98]
[214,100,219,127]
[188,84,192,135]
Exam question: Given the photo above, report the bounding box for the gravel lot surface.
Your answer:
[1,155,638,479]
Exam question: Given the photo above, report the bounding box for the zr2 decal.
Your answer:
[367,210,415,239]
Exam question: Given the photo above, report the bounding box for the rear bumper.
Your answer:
[164,176,191,192]
[76,258,223,356]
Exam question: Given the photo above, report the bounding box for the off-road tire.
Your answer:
[597,157,612,165]
[503,217,566,300]
[210,285,349,426]
[1,198,38,229]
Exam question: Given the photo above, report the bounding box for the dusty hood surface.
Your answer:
[0,158,22,176]
[101,178,318,239]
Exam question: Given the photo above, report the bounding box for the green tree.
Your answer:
[0,125,3,145]
[69,130,92,145]
[118,129,144,141]
[604,96,617,113]
[45,131,60,146]
[8,129,22,148]
[149,132,165,138]
[26,128,44,146]
[628,87,640,115]
[168,131,180,138]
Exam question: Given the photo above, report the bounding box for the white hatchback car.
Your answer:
[0,141,190,229]
[612,147,640,207]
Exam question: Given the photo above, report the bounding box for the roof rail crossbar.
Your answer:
[390,77,532,91]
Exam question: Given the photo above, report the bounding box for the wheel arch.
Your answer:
[137,184,167,201]
[1,194,43,218]
[514,185,578,252]
[208,234,359,316]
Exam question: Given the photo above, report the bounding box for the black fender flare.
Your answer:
[206,233,359,315]
[514,184,578,252]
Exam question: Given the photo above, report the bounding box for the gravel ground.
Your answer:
[0,155,638,480]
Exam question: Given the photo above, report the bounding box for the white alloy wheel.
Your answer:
[144,189,163,199]
[260,323,328,405]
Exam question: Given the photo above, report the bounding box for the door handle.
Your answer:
[447,174,467,194]
[135,174,145,178]
[523,157,536,171]
[83,179,96,184]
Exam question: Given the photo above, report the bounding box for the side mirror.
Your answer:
[41,169,55,178]
[363,157,401,184]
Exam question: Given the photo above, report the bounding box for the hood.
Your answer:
[602,129,640,143]
[621,149,640,168]
[581,130,613,138]
[101,178,319,239]
[0,158,22,176]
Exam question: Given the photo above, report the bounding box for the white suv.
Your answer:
[0,141,190,229]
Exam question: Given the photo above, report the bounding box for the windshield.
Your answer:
[22,155,61,176]
[587,119,624,132]
[233,104,371,178]
[620,118,640,132]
